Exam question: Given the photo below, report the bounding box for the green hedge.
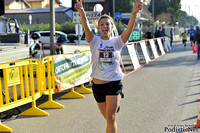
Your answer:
[20,21,125,35]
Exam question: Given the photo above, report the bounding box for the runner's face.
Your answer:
[98,18,113,40]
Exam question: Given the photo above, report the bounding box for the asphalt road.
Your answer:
[3,40,200,133]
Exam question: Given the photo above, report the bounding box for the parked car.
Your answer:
[62,24,119,54]
[80,24,119,40]
[31,31,68,48]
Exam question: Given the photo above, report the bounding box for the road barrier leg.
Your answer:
[0,123,12,132]
[20,96,49,116]
[87,80,93,87]
[61,87,85,99]
[38,89,64,109]
[75,84,93,94]
[194,112,200,127]
[38,57,64,109]
[194,119,200,128]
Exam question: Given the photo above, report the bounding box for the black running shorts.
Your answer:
[190,37,194,41]
[92,80,123,103]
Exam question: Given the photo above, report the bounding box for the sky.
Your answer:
[60,0,71,7]
[181,0,200,21]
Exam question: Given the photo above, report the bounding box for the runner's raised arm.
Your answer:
[121,0,143,43]
[74,0,94,42]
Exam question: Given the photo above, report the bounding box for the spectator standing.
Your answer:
[154,27,162,53]
[181,30,187,48]
[161,28,166,37]
[194,26,200,59]
[146,30,152,56]
[155,27,162,38]
[146,30,152,39]
[188,25,196,47]
[169,28,174,48]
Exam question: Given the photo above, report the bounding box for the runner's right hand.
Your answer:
[74,0,83,11]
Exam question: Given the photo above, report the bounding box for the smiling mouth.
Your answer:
[103,30,108,34]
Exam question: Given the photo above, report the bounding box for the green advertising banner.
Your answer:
[124,28,141,42]
[53,52,91,91]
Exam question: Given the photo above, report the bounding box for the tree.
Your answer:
[148,0,169,19]
[115,0,134,13]
[148,0,181,25]
[156,13,171,23]
[190,16,199,26]
[178,11,188,28]
[167,0,181,25]
[178,10,199,28]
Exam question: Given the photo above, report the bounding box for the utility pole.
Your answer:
[188,6,191,25]
[113,0,115,19]
[152,0,154,37]
[192,12,193,26]
[50,0,55,55]
[152,0,154,19]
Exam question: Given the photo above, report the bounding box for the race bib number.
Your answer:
[99,51,113,62]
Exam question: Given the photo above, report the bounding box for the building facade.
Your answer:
[4,7,72,25]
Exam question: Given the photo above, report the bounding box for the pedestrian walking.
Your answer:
[194,26,200,59]
[181,30,187,48]
[188,25,196,47]
[169,28,174,48]
[74,0,142,132]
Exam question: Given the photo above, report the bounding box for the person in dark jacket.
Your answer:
[155,27,162,38]
[146,30,152,39]
[169,28,174,48]
[194,26,200,59]
[161,28,166,37]
[154,27,162,53]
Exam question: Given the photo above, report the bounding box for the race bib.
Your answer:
[99,51,113,62]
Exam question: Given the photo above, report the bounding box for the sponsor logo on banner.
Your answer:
[124,28,141,42]
[53,52,91,91]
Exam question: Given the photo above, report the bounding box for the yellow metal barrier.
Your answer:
[87,80,93,87]
[0,59,48,132]
[38,56,64,108]
[0,51,93,132]
[39,52,93,102]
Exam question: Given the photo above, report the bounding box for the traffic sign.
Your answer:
[73,11,101,23]
[115,12,121,20]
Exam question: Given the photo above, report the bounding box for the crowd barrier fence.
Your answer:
[121,37,171,76]
[0,59,49,132]
[0,37,170,132]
